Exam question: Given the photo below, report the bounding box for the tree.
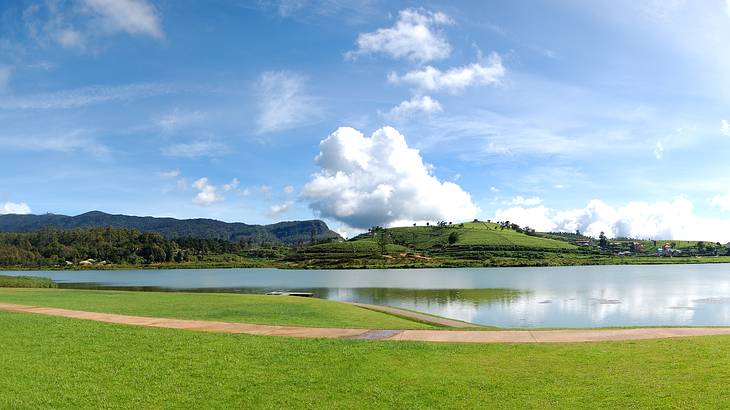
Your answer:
[376,229,390,255]
[599,232,608,249]
[447,231,459,245]
[697,241,706,254]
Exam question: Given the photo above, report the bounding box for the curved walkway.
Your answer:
[4,302,730,343]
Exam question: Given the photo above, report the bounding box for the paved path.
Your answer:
[4,302,730,343]
[345,302,480,328]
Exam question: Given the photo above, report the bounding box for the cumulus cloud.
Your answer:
[162,140,228,158]
[301,126,479,229]
[346,8,453,62]
[495,197,730,242]
[269,201,294,217]
[1,202,32,215]
[255,70,323,134]
[190,177,239,205]
[387,53,505,93]
[722,119,730,136]
[384,95,442,120]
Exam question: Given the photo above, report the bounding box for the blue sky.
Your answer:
[2,0,730,240]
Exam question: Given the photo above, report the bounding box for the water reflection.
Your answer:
[6,264,730,328]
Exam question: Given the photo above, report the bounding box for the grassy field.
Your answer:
[0,274,56,288]
[3,310,730,408]
[0,288,433,329]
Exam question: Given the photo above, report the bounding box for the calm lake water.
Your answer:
[6,264,730,328]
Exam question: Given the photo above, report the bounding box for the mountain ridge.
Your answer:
[0,211,342,244]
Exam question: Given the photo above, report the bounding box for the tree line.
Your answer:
[0,227,285,267]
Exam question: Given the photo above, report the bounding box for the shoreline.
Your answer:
[3,255,730,271]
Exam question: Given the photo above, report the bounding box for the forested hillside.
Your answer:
[0,211,341,244]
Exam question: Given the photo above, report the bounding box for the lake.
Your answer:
[6,264,730,328]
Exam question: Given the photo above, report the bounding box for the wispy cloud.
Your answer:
[158,170,181,178]
[0,130,110,158]
[255,70,323,134]
[81,0,164,39]
[22,0,163,52]
[162,140,229,158]
[156,108,207,133]
[0,83,185,110]
[0,66,12,93]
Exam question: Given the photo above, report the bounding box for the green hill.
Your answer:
[291,221,579,267]
[383,221,577,250]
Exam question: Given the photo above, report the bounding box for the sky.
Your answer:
[2,0,730,241]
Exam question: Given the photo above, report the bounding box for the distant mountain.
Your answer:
[0,211,342,245]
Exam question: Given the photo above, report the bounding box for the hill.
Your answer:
[0,211,341,245]
[291,221,580,267]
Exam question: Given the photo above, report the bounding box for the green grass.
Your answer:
[3,311,730,408]
[0,274,56,288]
[0,289,433,329]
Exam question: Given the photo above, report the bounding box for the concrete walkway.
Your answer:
[4,302,730,343]
[345,302,480,328]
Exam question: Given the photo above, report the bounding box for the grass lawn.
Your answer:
[2,311,730,408]
[0,289,433,329]
[0,274,56,288]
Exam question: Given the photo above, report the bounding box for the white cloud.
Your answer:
[653,140,664,159]
[80,0,163,39]
[711,191,730,212]
[157,108,206,133]
[384,95,442,120]
[192,177,239,205]
[509,196,543,206]
[22,0,162,52]
[722,119,730,136]
[158,170,180,178]
[269,201,294,217]
[0,66,11,92]
[0,130,110,158]
[495,197,730,242]
[162,140,228,158]
[301,126,479,229]
[726,0,730,17]
[223,178,240,192]
[388,53,506,93]
[1,202,32,215]
[284,185,295,194]
[346,8,453,62]
[56,29,85,50]
[0,83,182,110]
[255,70,323,134]
[490,186,500,193]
